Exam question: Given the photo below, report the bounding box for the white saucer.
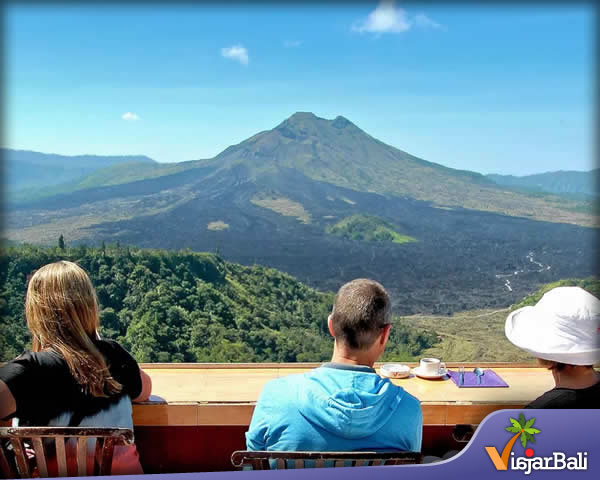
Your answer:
[380,363,411,379]
[412,366,448,379]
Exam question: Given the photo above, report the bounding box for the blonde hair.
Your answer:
[26,261,122,397]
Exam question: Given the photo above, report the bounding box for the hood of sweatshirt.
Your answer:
[297,365,405,439]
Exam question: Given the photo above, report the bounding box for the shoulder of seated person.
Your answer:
[399,389,421,408]
[527,389,571,408]
[384,384,421,410]
[259,375,305,401]
[94,338,121,350]
[15,349,62,365]
[94,339,135,359]
[264,373,301,389]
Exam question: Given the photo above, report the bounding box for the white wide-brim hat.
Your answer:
[505,286,600,365]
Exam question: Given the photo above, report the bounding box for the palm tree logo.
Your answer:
[506,413,540,451]
[485,413,541,470]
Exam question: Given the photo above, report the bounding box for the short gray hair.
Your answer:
[330,278,391,350]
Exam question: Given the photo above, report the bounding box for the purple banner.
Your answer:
[18,409,600,479]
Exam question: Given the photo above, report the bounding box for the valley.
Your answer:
[3,113,598,316]
[409,277,600,362]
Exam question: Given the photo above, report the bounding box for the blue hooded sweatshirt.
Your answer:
[246,364,422,452]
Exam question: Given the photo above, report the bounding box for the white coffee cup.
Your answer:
[419,358,446,375]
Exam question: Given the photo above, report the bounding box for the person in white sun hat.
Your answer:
[505,286,600,409]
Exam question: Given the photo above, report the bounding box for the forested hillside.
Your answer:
[512,277,600,309]
[0,245,438,363]
[410,277,599,362]
[327,214,417,244]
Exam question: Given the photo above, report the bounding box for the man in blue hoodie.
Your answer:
[246,279,422,452]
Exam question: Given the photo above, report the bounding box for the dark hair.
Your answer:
[330,278,391,350]
[537,359,593,371]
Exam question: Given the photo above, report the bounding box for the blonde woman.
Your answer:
[0,261,152,475]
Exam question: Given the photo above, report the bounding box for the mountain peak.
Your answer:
[331,115,353,129]
[287,112,318,122]
[275,112,325,139]
[276,112,358,135]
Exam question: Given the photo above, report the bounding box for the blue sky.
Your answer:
[5,1,595,175]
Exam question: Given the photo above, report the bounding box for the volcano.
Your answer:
[6,113,598,313]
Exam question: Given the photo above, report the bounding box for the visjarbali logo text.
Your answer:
[484,414,588,475]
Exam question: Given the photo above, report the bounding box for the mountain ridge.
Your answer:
[5,112,597,228]
[5,113,596,227]
[5,112,597,315]
[183,112,596,226]
[206,111,494,186]
[4,148,157,194]
[487,169,598,198]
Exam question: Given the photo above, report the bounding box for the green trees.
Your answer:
[513,277,600,309]
[326,215,417,244]
[0,244,438,363]
[486,414,541,470]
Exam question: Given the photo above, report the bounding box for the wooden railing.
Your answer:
[131,363,552,427]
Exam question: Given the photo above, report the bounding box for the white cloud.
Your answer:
[221,45,249,65]
[122,112,139,121]
[352,1,444,35]
[283,40,302,48]
[352,1,411,34]
[414,13,444,30]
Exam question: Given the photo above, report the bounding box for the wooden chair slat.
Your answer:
[230,450,422,470]
[1,427,133,478]
[77,437,88,476]
[2,428,130,439]
[31,437,49,478]
[55,436,68,477]
[10,439,31,479]
[94,438,104,476]
[99,437,116,476]
[0,442,17,479]
[250,459,265,470]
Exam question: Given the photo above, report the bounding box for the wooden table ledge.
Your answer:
[132,363,553,427]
